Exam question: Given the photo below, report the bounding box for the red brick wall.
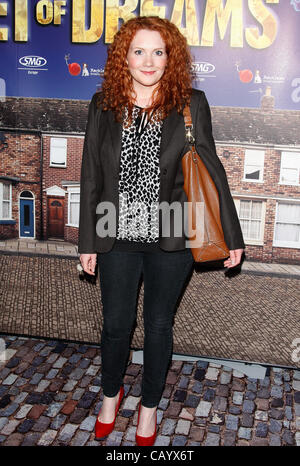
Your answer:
[217,145,300,264]
[65,226,79,244]
[0,223,16,240]
[42,135,83,242]
[218,146,299,198]
[0,132,42,240]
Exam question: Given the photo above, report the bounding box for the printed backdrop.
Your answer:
[1,1,300,367]
[0,0,300,109]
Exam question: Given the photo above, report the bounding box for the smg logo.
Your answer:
[191,62,215,74]
[19,55,47,68]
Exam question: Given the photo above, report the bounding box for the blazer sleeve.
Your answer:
[194,91,245,250]
[78,93,102,254]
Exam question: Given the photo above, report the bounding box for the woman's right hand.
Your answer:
[80,253,97,276]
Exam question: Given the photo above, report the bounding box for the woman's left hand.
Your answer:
[224,249,244,269]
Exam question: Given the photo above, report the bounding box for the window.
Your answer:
[0,182,12,219]
[20,191,33,198]
[274,202,300,248]
[50,137,67,167]
[68,189,80,227]
[243,149,264,182]
[235,198,265,244]
[279,152,300,185]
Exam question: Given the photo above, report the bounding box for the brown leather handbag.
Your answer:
[182,105,230,262]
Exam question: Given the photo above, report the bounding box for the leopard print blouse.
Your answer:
[115,105,162,250]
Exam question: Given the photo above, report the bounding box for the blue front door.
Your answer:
[20,199,34,237]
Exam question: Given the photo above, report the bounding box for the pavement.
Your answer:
[1,238,300,278]
[0,238,300,447]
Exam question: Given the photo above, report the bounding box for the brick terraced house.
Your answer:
[214,90,300,264]
[0,89,300,263]
[0,128,41,241]
[0,96,86,244]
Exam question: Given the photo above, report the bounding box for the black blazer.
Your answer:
[78,88,245,254]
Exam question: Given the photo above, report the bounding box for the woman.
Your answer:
[78,16,245,446]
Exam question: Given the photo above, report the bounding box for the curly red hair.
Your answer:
[97,16,192,123]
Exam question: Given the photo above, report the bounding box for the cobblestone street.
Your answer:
[0,242,300,447]
[0,334,300,447]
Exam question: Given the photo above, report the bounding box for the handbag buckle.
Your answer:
[185,124,195,145]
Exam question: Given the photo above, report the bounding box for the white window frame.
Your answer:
[0,182,12,220]
[66,187,80,227]
[234,198,266,245]
[273,201,300,249]
[279,151,300,186]
[243,149,265,183]
[50,137,67,167]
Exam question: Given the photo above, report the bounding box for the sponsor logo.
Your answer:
[235,62,285,86]
[19,55,47,68]
[64,54,104,77]
[191,62,215,75]
[262,75,285,84]
[191,62,216,83]
[235,62,253,83]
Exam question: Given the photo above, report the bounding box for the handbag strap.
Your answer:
[183,105,198,162]
[182,105,195,145]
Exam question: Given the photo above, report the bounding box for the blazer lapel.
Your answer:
[107,110,122,173]
[160,107,184,160]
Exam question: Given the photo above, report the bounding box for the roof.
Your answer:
[0,96,88,134]
[211,106,300,146]
[1,96,300,146]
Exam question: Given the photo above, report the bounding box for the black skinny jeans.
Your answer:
[97,247,194,408]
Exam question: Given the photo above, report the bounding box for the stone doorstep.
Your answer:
[18,242,36,246]
[242,262,300,276]
[62,251,77,256]
[286,266,300,274]
[241,262,261,271]
[259,264,275,270]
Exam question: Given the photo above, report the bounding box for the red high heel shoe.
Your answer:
[135,403,157,446]
[95,386,124,439]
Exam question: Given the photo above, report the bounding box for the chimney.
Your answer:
[260,86,275,110]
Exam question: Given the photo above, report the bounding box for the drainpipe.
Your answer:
[39,131,44,240]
